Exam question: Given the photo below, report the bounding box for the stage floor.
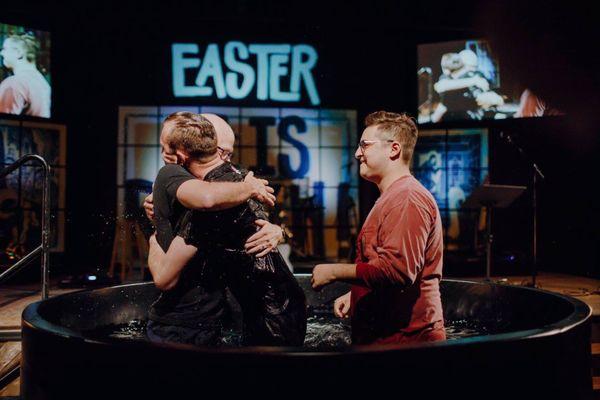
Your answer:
[465,272,600,318]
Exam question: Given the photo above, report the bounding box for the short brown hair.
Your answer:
[162,111,205,136]
[166,115,217,160]
[164,111,204,124]
[365,111,418,163]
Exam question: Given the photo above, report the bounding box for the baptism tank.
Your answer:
[20,275,592,399]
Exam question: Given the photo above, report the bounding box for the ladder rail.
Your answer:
[0,155,51,300]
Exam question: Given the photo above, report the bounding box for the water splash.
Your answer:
[304,315,351,348]
[91,317,490,347]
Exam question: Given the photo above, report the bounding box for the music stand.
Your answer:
[463,184,526,281]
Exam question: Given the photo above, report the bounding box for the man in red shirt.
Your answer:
[311,111,445,345]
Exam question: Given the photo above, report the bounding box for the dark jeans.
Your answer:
[146,319,222,347]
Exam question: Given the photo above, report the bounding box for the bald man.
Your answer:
[148,113,307,346]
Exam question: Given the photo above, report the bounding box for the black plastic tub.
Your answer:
[21,276,592,399]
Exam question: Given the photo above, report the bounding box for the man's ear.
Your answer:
[390,142,402,160]
[176,149,188,165]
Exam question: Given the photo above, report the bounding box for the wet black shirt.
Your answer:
[178,162,307,346]
[152,164,194,251]
[148,164,226,329]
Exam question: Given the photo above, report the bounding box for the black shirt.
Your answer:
[178,162,307,346]
[148,164,226,329]
[177,163,269,251]
[152,164,195,251]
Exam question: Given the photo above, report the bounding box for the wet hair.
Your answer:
[164,111,204,124]
[365,111,418,164]
[162,112,205,142]
[7,33,39,63]
[166,114,217,160]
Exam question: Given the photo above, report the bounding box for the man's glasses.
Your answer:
[358,139,394,151]
[217,146,234,162]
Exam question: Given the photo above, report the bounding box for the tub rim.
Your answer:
[21,276,592,356]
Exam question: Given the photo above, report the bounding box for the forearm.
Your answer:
[431,103,447,123]
[328,264,361,285]
[148,237,194,291]
[434,77,473,93]
[150,265,181,291]
[147,240,167,287]
[177,180,255,211]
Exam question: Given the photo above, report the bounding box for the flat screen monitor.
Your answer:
[417,39,560,124]
[0,22,51,118]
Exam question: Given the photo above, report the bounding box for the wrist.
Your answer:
[330,265,340,282]
[333,264,357,281]
[245,181,258,198]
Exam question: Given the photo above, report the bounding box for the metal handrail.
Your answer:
[0,154,51,300]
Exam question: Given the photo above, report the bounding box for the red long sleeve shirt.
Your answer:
[350,175,444,344]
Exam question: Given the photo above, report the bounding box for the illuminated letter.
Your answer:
[172,44,204,97]
[248,116,277,175]
[249,44,290,101]
[270,53,299,102]
[278,116,309,178]
[195,44,227,99]
[291,45,320,106]
[224,41,255,99]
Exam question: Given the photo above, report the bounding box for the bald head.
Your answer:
[201,114,235,152]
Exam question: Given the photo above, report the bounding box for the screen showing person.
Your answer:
[417,39,561,123]
[0,22,51,118]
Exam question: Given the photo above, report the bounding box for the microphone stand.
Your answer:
[500,132,545,287]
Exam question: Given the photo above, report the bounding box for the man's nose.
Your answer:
[354,147,362,160]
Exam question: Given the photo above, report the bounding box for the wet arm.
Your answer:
[434,77,476,93]
[148,235,198,291]
[176,173,274,210]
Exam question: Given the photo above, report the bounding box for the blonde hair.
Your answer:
[365,111,418,163]
[7,33,39,63]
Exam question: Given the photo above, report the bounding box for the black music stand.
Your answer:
[463,184,526,281]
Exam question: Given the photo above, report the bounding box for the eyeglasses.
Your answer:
[358,139,394,151]
[217,146,234,162]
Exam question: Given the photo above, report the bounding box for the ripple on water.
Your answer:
[87,316,491,347]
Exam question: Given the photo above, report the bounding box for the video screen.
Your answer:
[412,128,488,250]
[418,40,560,123]
[0,22,51,118]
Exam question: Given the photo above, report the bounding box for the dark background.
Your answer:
[3,0,599,278]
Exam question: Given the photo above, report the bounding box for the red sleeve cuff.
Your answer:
[355,262,370,280]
